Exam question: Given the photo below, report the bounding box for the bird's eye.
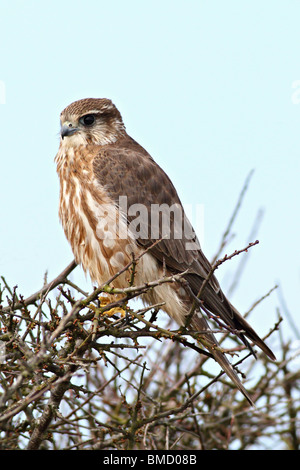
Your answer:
[80,114,96,126]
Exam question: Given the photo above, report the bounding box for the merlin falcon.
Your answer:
[55,98,275,405]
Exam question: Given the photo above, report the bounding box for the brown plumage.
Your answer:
[55,97,276,405]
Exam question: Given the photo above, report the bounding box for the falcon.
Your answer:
[55,98,275,405]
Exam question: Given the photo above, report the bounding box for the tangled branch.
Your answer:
[0,241,298,450]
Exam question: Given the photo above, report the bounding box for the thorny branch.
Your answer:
[0,243,298,450]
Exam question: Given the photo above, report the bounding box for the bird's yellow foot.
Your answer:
[91,294,127,340]
[98,294,127,318]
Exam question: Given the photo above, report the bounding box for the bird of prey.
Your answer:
[55,98,275,405]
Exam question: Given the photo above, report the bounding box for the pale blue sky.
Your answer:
[0,0,299,347]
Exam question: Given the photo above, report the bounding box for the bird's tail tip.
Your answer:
[212,347,255,406]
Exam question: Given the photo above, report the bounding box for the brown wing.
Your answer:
[93,136,276,362]
[93,136,220,293]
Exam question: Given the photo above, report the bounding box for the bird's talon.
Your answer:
[98,294,127,318]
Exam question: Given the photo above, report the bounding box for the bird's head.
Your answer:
[59,98,126,147]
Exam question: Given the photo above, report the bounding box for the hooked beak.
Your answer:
[60,122,79,139]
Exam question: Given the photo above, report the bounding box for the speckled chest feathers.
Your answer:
[55,143,132,284]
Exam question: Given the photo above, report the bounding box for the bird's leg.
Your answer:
[87,292,128,340]
[98,293,127,318]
